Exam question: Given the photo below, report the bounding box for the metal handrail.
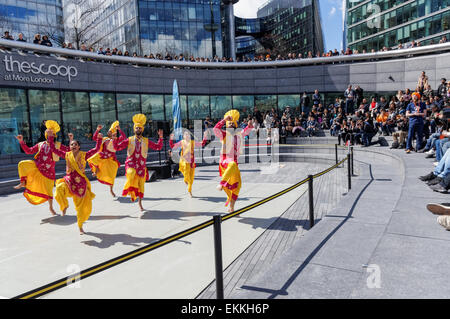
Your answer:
[0,38,449,69]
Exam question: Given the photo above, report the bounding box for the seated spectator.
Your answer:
[2,31,13,40]
[306,116,318,137]
[362,113,381,147]
[419,147,450,193]
[33,34,41,45]
[375,109,390,135]
[337,120,350,145]
[421,118,444,155]
[292,117,304,136]
[321,108,331,129]
[391,114,408,149]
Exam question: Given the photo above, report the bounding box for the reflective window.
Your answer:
[255,95,277,113]
[0,88,29,155]
[29,90,61,144]
[142,94,164,136]
[90,92,116,132]
[61,92,91,142]
[165,94,188,129]
[210,95,231,121]
[278,94,300,112]
[186,95,209,128]
[117,94,141,136]
[232,95,254,120]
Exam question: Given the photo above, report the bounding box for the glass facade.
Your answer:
[0,0,64,45]
[139,0,223,58]
[0,87,396,155]
[347,0,450,51]
[234,0,324,58]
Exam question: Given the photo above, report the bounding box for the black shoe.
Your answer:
[418,148,429,153]
[425,153,435,158]
[399,143,406,149]
[390,142,399,149]
[430,183,448,193]
[428,177,443,186]
[419,172,436,181]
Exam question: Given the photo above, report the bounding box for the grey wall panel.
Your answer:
[0,51,448,95]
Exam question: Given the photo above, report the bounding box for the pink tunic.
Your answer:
[213,119,252,171]
[20,140,70,180]
[114,136,163,179]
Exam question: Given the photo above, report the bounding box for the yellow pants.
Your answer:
[220,162,242,205]
[179,161,195,193]
[89,157,119,186]
[54,179,95,228]
[122,168,145,202]
[18,160,54,205]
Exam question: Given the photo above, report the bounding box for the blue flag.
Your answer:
[172,79,182,141]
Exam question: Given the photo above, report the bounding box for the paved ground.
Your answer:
[223,145,449,299]
[0,161,326,299]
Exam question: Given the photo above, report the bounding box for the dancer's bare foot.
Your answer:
[62,207,67,216]
[79,226,85,235]
[189,191,193,198]
[228,207,233,213]
[110,188,116,198]
[216,184,223,191]
[138,199,144,212]
[14,181,25,189]
[49,207,57,216]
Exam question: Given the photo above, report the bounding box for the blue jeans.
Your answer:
[425,133,440,150]
[362,132,376,146]
[436,138,449,162]
[406,121,424,150]
[435,148,450,178]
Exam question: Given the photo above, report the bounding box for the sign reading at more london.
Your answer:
[2,55,78,84]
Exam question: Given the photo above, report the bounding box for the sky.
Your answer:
[234,0,345,52]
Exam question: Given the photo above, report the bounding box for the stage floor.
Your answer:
[0,162,323,299]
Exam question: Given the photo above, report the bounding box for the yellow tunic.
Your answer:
[87,138,120,186]
[55,151,96,228]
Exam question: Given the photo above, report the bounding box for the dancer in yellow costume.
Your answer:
[87,121,126,197]
[114,114,164,211]
[14,120,72,216]
[169,131,208,197]
[50,131,102,234]
[213,110,253,212]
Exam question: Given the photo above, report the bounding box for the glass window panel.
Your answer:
[29,90,61,144]
[255,95,277,114]
[210,95,231,121]
[117,94,140,136]
[165,95,188,128]
[0,88,28,155]
[232,95,254,120]
[142,94,164,137]
[90,92,116,132]
[61,91,91,142]
[278,94,300,115]
[186,95,209,123]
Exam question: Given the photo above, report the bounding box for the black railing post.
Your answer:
[351,146,354,176]
[308,175,314,228]
[347,154,351,191]
[213,215,224,299]
[335,144,338,166]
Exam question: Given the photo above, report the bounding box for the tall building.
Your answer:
[346,0,450,52]
[63,0,238,58]
[0,0,64,44]
[235,0,324,59]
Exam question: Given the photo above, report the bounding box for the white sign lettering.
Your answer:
[2,56,78,82]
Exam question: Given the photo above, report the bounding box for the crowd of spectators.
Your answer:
[1,30,448,64]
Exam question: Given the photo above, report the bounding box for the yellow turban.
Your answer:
[224,110,240,127]
[45,120,60,139]
[109,121,120,134]
[132,114,146,130]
